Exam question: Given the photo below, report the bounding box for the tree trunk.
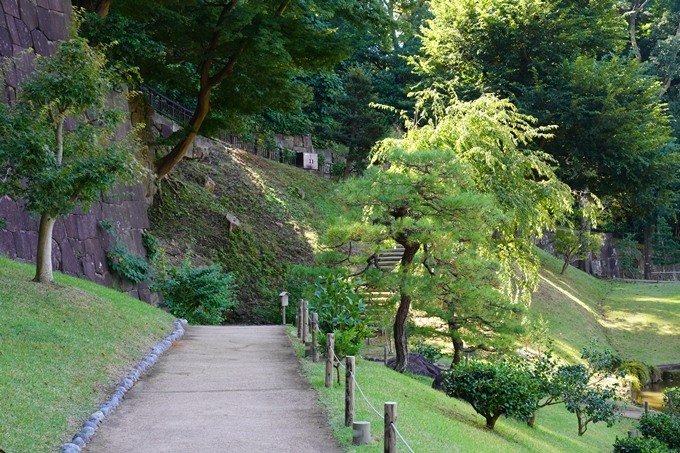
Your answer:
[560,258,570,275]
[449,321,464,365]
[156,87,211,180]
[343,159,354,179]
[34,214,57,283]
[527,410,537,428]
[393,241,420,373]
[486,412,502,429]
[644,222,654,280]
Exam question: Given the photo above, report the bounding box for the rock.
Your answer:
[225,213,241,233]
[386,353,443,382]
[204,176,216,193]
[296,187,306,200]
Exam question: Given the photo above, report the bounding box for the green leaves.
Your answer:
[442,358,540,429]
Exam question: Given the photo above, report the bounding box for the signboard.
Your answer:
[303,153,318,170]
[279,291,289,306]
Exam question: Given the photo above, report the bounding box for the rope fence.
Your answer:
[295,305,415,452]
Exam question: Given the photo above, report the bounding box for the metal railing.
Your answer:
[140,85,194,124]
[139,85,331,176]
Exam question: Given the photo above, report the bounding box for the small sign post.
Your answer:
[279,291,289,325]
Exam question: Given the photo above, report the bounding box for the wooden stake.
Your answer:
[384,402,397,453]
[345,356,355,427]
[311,313,319,363]
[302,300,309,344]
[325,333,335,388]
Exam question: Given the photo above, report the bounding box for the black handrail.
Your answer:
[139,85,330,176]
[139,85,194,124]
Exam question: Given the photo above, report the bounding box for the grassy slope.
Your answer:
[0,256,176,453]
[530,249,680,366]
[292,338,636,453]
[148,148,337,323]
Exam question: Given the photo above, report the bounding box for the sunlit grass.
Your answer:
[530,250,680,366]
[291,333,635,453]
[0,255,176,453]
[601,282,680,365]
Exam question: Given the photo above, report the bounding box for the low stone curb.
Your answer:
[60,319,188,453]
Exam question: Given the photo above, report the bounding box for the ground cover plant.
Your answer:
[147,147,337,323]
[291,335,636,453]
[0,255,176,453]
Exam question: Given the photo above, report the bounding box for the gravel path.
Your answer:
[83,325,344,453]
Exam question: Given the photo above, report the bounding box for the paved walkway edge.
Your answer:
[60,319,188,453]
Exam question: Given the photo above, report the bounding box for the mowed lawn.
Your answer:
[602,282,680,365]
[293,339,636,453]
[0,256,176,453]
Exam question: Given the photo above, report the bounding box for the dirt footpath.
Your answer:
[84,325,344,453]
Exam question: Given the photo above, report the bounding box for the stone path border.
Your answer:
[60,319,188,453]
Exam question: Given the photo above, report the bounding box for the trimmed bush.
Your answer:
[639,413,680,450]
[152,257,238,325]
[613,436,675,453]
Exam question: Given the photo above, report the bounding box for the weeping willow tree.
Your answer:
[325,93,573,372]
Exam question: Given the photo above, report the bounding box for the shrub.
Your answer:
[412,340,442,364]
[639,412,680,450]
[151,252,238,325]
[665,388,680,416]
[613,436,675,453]
[106,242,150,284]
[442,358,539,429]
[308,273,374,382]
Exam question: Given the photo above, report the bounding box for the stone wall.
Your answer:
[0,0,158,304]
[0,0,71,101]
[536,232,621,278]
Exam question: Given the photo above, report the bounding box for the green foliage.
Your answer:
[666,388,680,416]
[411,340,442,364]
[0,218,6,229]
[309,273,374,362]
[0,34,142,282]
[100,220,151,284]
[442,358,540,429]
[613,436,675,453]
[621,362,652,393]
[538,341,623,436]
[652,217,680,267]
[417,0,680,222]
[106,242,150,284]
[328,93,572,370]
[639,412,680,450]
[142,231,160,260]
[151,251,238,325]
[617,234,643,278]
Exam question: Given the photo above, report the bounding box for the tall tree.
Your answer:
[329,65,390,178]
[327,95,572,372]
[84,0,389,180]
[416,0,680,223]
[0,36,142,283]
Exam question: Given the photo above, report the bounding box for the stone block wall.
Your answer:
[0,0,158,304]
[0,0,71,101]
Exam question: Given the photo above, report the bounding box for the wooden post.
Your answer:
[345,356,355,427]
[645,401,649,414]
[282,304,286,325]
[311,313,319,363]
[302,300,309,344]
[384,402,397,453]
[296,301,302,339]
[325,333,335,388]
[384,345,388,366]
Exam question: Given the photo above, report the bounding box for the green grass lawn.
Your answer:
[601,282,680,365]
[531,250,680,366]
[292,336,636,453]
[0,255,176,453]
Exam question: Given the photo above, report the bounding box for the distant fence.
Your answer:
[139,85,331,176]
